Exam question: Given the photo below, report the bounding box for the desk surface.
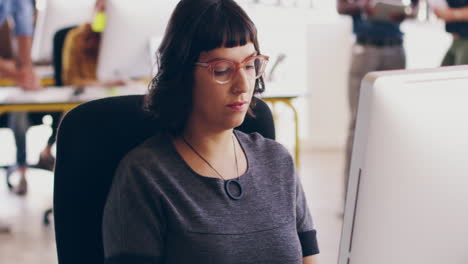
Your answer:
[0,65,55,86]
[0,84,302,106]
[0,84,302,167]
[0,84,147,105]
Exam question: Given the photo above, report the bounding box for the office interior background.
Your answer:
[0,0,457,263]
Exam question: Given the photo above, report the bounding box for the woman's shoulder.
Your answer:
[117,133,173,170]
[234,130,292,162]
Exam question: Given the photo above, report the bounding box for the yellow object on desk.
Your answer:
[91,12,107,33]
[0,77,55,87]
[107,87,120,96]
[0,103,79,116]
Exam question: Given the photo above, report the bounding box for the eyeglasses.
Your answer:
[195,55,269,84]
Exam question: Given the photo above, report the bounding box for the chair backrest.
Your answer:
[53,95,275,263]
[52,26,77,86]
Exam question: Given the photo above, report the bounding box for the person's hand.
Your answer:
[1,60,16,74]
[16,67,42,91]
[390,12,407,23]
[0,58,18,78]
[103,80,127,87]
[362,2,376,17]
[434,8,456,22]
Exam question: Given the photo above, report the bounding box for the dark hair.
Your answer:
[144,0,265,135]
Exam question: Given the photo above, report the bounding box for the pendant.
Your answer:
[224,179,243,200]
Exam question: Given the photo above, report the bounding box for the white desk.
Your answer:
[0,84,147,113]
[0,85,302,166]
[0,65,55,86]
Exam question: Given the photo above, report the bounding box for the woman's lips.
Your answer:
[226,101,248,111]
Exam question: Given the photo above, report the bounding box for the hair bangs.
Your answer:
[193,1,257,53]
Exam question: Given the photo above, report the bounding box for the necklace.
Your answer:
[181,133,243,200]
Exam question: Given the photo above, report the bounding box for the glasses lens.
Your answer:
[213,61,235,83]
[238,57,267,81]
[251,57,267,79]
[210,57,268,84]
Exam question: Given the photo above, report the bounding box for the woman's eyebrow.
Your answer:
[249,51,258,56]
[247,51,258,57]
[205,51,258,63]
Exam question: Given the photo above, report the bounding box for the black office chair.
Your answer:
[40,25,79,225]
[53,95,275,263]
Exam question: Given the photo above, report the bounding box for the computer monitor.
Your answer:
[339,66,468,264]
[32,0,95,62]
[96,0,178,81]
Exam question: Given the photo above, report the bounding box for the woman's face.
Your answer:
[191,42,257,132]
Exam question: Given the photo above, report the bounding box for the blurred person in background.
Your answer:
[27,0,125,183]
[337,0,419,207]
[62,0,125,87]
[434,0,468,66]
[0,0,40,232]
[0,0,59,199]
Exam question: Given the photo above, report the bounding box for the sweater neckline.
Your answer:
[166,130,251,182]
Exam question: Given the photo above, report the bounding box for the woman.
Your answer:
[434,0,468,65]
[102,0,319,263]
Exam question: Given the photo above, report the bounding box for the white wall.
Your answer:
[244,6,453,150]
[403,21,452,70]
[304,19,452,150]
[304,14,353,150]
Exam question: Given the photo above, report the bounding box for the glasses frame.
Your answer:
[195,55,269,84]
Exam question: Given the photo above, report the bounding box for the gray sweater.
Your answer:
[103,130,319,264]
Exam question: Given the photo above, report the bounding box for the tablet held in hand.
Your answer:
[427,0,449,10]
[366,0,412,23]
